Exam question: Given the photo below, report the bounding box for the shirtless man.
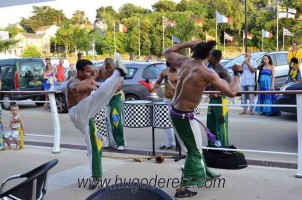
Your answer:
[67,53,127,181]
[95,58,125,151]
[154,61,178,149]
[207,50,232,147]
[163,41,242,199]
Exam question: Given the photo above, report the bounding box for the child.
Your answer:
[4,104,25,150]
[289,57,300,82]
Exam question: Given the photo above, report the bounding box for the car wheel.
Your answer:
[34,96,45,107]
[125,94,139,101]
[1,94,13,110]
[55,94,68,113]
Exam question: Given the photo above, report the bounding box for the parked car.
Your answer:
[224,51,289,89]
[276,81,302,114]
[220,58,232,67]
[0,58,45,109]
[53,61,166,113]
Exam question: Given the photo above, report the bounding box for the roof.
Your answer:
[36,25,56,32]
[17,32,47,39]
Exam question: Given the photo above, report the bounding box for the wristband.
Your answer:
[234,71,242,77]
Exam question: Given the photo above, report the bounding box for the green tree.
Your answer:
[70,26,94,52]
[70,10,90,25]
[22,46,41,57]
[20,6,68,32]
[119,3,150,19]
[4,26,25,38]
[55,24,74,57]
[152,0,177,12]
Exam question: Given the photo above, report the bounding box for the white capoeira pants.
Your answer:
[69,70,123,178]
[163,98,176,147]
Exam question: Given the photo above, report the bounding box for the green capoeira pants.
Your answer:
[68,70,123,178]
[207,97,229,147]
[89,119,103,178]
[170,111,218,187]
[107,93,125,147]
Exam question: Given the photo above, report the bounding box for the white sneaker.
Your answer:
[117,146,125,151]
[114,52,128,76]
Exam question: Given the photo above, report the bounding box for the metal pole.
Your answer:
[262,33,264,51]
[48,92,61,153]
[244,0,248,52]
[283,28,285,51]
[138,18,141,59]
[276,1,279,51]
[215,11,218,49]
[162,16,165,51]
[114,21,116,53]
[296,94,302,178]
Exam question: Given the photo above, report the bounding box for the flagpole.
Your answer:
[276,1,279,51]
[215,11,218,48]
[162,16,165,51]
[114,21,116,53]
[242,30,244,54]
[223,32,225,59]
[205,32,207,42]
[262,30,264,51]
[283,28,285,51]
[138,18,141,59]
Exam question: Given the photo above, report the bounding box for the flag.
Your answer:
[278,5,287,12]
[172,35,181,43]
[288,8,297,14]
[93,23,105,36]
[283,28,293,36]
[224,32,233,41]
[206,33,215,42]
[262,29,273,38]
[278,12,288,19]
[288,13,295,19]
[194,18,204,26]
[163,16,176,28]
[95,20,108,30]
[243,31,253,39]
[216,11,232,23]
[115,22,127,33]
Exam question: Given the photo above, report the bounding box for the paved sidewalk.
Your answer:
[1,146,302,200]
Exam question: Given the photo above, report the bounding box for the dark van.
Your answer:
[0,58,45,109]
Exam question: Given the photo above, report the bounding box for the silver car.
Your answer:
[53,61,166,113]
[224,51,289,89]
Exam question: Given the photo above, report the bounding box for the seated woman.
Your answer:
[255,55,280,116]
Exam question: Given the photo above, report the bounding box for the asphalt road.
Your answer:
[1,99,298,164]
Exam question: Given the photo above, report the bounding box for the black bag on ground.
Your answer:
[203,145,247,169]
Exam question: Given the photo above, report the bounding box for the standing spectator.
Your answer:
[56,59,66,84]
[3,104,25,150]
[154,61,178,150]
[95,58,126,151]
[45,57,51,65]
[67,63,77,80]
[77,52,83,62]
[0,79,4,150]
[287,42,302,82]
[255,55,280,116]
[207,50,232,147]
[43,63,56,109]
[239,52,258,115]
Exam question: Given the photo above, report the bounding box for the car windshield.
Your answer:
[224,52,266,69]
[20,61,44,77]
[142,63,166,79]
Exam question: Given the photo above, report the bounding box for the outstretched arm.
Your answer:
[206,64,242,97]
[163,41,197,68]
[154,71,164,90]
[68,76,97,93]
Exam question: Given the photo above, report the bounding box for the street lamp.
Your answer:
[244,0,248,52]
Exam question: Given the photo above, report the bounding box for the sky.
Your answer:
[0,0,181,28]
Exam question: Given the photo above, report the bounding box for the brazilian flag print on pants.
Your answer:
[207,97,229,147]
[89,118,103,178]
[108,93,125,147]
